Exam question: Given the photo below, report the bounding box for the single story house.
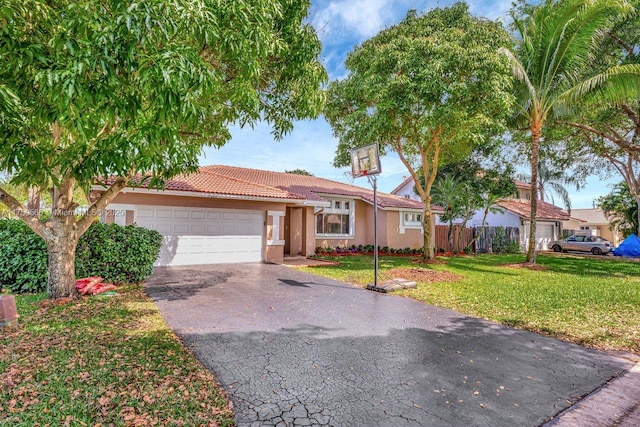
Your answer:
[98,165,442,266]
[563,208,621,246]
[391,178,571,251]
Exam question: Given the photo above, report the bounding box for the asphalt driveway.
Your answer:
[145,263,632,427]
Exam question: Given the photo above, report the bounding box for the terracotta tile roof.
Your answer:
[110,171,303,200]
[107,165,438,210]
[514,180,530,189]
[497,199,571,221]
[201,165,438,211]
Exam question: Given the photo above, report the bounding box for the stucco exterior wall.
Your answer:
[386,212,423,249]
[302,207,316,256]
[288,207,304,255]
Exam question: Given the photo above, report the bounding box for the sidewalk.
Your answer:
[545,361,640,427]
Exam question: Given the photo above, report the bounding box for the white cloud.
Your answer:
[315,0,389,39]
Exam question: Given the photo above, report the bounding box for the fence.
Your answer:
[434,225,474,251]
[434,225,520,253]
[474,226,520,253]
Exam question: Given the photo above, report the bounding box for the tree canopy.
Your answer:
[325,2,514,259]
[597,181,639,237]
[502,0,640,263]
[0,0,326,298]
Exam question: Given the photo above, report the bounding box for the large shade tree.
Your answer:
[0,0,326,298]
[325,3,514,260]
[502,0,640,263]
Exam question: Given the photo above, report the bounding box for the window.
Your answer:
[316,199,354,236]
[403,212,422,226]
[399,211,423,233]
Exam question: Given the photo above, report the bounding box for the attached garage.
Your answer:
[535,223,555,250]
[134,206,265,266]
[523,221,558,251]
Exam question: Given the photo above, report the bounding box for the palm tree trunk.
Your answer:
[526,121,542,263]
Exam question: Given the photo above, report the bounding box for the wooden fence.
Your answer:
[434,225,474,251]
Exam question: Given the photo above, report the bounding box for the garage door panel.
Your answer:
[174,210,190,219]
[137,208,155,219]
[156,209,173,219]
[134,207,264,266]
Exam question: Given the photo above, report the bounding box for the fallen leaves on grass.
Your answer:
[0,285,234,426]
[386,267,463,283]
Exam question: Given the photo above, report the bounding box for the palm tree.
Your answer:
[517,162,576,214]
[501,0,640,263]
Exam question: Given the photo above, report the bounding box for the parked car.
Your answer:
[548,235,613,255]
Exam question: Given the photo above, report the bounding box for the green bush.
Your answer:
[76,222,163,283]
[0,220,48,293]
[505,241,522,254]
[0,220,162,294]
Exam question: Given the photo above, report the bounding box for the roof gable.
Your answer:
[497,199,570,221]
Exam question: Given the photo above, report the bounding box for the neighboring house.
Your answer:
[391,178,571,251]
[564,208,621,246]
[98,166,442,266]
[390,176,421,201]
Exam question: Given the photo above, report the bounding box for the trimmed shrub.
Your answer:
[0,220,162,294]
[76,222,162,283]
[0,220,48,293]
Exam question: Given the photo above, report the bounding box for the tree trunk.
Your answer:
[423,204,435,260]
[526,120,542,263]
[46,231,78,299]
[46,198,79,299]
[27,186,41,213]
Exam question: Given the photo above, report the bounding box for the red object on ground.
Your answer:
[74,277,116,295]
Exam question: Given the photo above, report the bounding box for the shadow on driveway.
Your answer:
[146,263,633,427]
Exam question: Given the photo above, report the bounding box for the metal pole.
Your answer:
[370,175,379,289]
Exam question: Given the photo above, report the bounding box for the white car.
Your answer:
[548,235,613,255]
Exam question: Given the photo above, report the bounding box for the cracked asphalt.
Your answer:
[145,263,633,427]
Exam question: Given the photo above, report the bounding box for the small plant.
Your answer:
[452,249,459,255]
[439,247,446,254]
[505,241,522,254]
[463,246,472,254]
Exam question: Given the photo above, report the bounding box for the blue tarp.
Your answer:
[613,233,640,257]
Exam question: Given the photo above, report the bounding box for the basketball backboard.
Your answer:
[350,144,381,178]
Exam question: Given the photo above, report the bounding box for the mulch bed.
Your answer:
[385,267,463,283]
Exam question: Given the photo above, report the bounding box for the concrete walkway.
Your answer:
[146,263,636,427]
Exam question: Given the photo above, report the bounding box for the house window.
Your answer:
[580,226,590,231]
[399,211,423,234]
[403,212,422,227]
[316,199,354,236]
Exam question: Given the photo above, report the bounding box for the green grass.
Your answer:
[0,286,234,426]
[300,254,640,354]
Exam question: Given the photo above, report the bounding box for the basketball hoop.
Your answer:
[351,144,381,178]
[350,144,383,291]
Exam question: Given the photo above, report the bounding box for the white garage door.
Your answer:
[536,223,555,250]
[134,206,265,266]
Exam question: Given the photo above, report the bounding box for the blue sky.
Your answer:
[199,0,614,209]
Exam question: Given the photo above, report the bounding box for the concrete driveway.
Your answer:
[145,263,632,427]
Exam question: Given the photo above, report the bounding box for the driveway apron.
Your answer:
[145,263,632,427]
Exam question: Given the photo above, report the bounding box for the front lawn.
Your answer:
[0,286,234,426]
[300,254,640,354]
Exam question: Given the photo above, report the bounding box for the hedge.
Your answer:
[0,220,162,294]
